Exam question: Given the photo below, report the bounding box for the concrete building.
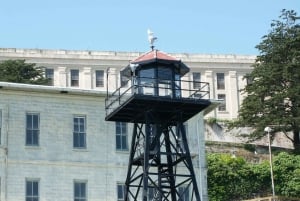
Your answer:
[0,81,214,201]
[0,48,257,201]
[0,48,256,121]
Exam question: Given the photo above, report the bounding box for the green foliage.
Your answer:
[207,152,300,201]
[272,152,300,197]
[207,153,265,201]
[232,10,300,149]
[0,59,49,85]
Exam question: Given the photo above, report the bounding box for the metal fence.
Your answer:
[105,77,210,117]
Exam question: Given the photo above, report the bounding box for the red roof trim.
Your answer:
[132,50,179,63]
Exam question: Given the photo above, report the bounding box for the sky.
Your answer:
[0,0,299,55]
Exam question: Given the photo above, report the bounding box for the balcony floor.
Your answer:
[105,94,211,124]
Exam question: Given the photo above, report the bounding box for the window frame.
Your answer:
[45,68,54,86]
[217,94,226,111]
[116,122,128,151]
[95,70,104,87]
[73,115,87,149]
[192,72,201,89]
[117,183,126,201]
[71,69,80,87]
[216,73,225,90]
[26,113,40,146]
[26,179,39,201]
[74,181,87,201]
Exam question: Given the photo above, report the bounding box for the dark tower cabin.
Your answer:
[105,49,211,201]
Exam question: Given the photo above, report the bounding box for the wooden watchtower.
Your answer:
[105,49,211,201]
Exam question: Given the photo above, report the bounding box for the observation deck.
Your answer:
[105,77,211,124]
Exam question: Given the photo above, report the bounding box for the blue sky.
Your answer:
[0,0,299,55]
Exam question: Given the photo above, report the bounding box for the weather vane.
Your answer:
[147,29,157,50]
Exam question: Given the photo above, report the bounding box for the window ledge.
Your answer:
[72,148,88,152]
[116,150,129,154]
[25,145,41,150]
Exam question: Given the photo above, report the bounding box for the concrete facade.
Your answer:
[0,82,209,201]
[0,48,256,122]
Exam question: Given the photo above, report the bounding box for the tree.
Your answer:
[0,59,49,85]
[207,152,300,200]
[207,154,264,201]
[232,10,300,150]
[273,152,300,197]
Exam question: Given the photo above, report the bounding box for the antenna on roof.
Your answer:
[147,29,157,50]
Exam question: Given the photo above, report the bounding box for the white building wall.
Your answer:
[0,85,134,200]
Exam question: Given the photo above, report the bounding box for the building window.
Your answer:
[26,113,39,146]
[95,70,104,87]
[74,181,87,201]
[71,69,79,87]
[217,94,226,111]
[26,179,39,201]
[116,122,128,151]
[73,116,86,148]
[178,186,189,201]
[216,73,225,90]
[117,183,126,201]
[45,68,54,86]
[192,72,201,89]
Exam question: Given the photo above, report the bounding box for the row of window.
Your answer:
[45,68,226,90]
[26,180,188,201]
[44,69,227,111]
[26,179,87,201]
[192,72,225,90]
[26,113,128,150]
[45,69,104,88]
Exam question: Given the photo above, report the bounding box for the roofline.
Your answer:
[0,48,257,63]
[0,82,107,97]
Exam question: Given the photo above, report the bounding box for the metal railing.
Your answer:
[105,77,210,117]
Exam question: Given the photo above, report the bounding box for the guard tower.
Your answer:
[105,49,211,201]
